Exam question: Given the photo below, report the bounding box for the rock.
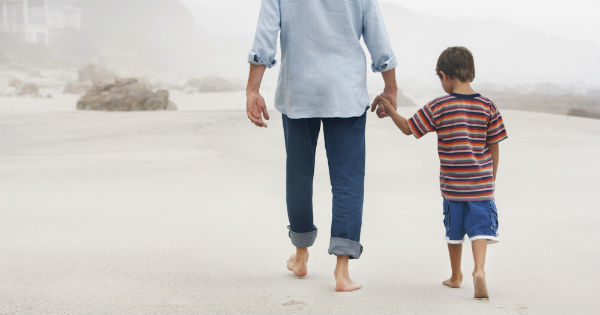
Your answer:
[77,78,175,111]
[8,79,43,97]
[18,83,41,97]
[143,89,169,110]
[166,101,178,111]
[187,76,243,93]
[567,108,600,119]
[9,79,22,89]
[114,78,138,87]
[78,64,118,84]
[63,82,91,94]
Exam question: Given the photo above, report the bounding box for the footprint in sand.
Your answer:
[515,305,529,314]
[282,299,308,312]
[282,299,307,307]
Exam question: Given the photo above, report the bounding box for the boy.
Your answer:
[372,47,508,299]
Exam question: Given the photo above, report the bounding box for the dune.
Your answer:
[0,93,599,314]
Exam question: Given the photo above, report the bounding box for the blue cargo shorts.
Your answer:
[443,199,500,244]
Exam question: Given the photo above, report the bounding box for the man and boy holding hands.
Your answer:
[246,0,507,298]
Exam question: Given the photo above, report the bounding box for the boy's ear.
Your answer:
[439,70,447,81]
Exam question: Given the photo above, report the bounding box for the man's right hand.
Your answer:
[246,92,270,128]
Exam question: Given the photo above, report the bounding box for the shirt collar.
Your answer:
[450,92,481,98]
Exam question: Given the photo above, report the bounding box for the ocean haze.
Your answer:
[383,0,600,46]
[181,0,600,88]
[1,0,597,115]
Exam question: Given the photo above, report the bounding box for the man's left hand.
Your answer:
[371,89,397,118]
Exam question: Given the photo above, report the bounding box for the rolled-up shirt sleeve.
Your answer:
[408,102,437,139]
[248,0,280,68]
[361,0,397,72]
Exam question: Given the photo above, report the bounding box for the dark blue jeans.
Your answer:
[282,111,366,259]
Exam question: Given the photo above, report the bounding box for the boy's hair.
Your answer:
[436,47,475,83]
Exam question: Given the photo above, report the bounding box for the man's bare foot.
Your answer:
[334,266,362,292]
[443,273,463,288]
[473,271,489,299]
[335,274,362,292]
[286,252,308,277]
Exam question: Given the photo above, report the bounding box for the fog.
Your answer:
[389,0,600,46]
[183,0,600,45]
[1,0,598,116]
[181,0,600,85]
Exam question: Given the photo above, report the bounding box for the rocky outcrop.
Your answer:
[18,83,41,97]
[77,78,177,111]
[6,78,44,97]
[9,79,22,89]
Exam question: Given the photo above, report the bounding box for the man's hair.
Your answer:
[436,47,475,82]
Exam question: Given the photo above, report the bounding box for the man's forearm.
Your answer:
[489,143,499,180]
[246,64,267,95]
[381,68,397,94]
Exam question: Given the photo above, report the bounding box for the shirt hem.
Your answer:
[441,194,496,202]
[276,104,370,119]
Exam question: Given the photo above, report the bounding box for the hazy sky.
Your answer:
[388,0,600,45]
[181,0,600,46]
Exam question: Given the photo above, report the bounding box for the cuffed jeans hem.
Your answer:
[287,226,318,248]
[328,237,363,259]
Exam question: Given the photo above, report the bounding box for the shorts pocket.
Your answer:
[490,201,499,231]
[443,201,451,233]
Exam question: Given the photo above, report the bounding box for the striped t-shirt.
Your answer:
[408,93,508,201]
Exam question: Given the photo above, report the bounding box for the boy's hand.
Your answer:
[371,90,397,118]
[373,94,413,136]
[372,94,396,116]
[246,92,270,128]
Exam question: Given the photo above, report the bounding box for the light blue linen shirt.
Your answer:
[248,0,397,119]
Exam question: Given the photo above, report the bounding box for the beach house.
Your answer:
[0,0,81,44]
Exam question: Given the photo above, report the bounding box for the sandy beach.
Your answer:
[1,94,599,314]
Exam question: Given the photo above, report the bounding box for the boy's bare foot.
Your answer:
[443,273,463,288]
[473,271,489,299]
[286,251,308,277]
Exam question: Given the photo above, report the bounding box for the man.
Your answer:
[246,0,397,292]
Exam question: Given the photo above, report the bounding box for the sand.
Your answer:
[1,93,599,314]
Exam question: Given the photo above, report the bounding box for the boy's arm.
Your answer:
[486,102,508,180]
[489,143,499,180]
[373,95,412,136]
